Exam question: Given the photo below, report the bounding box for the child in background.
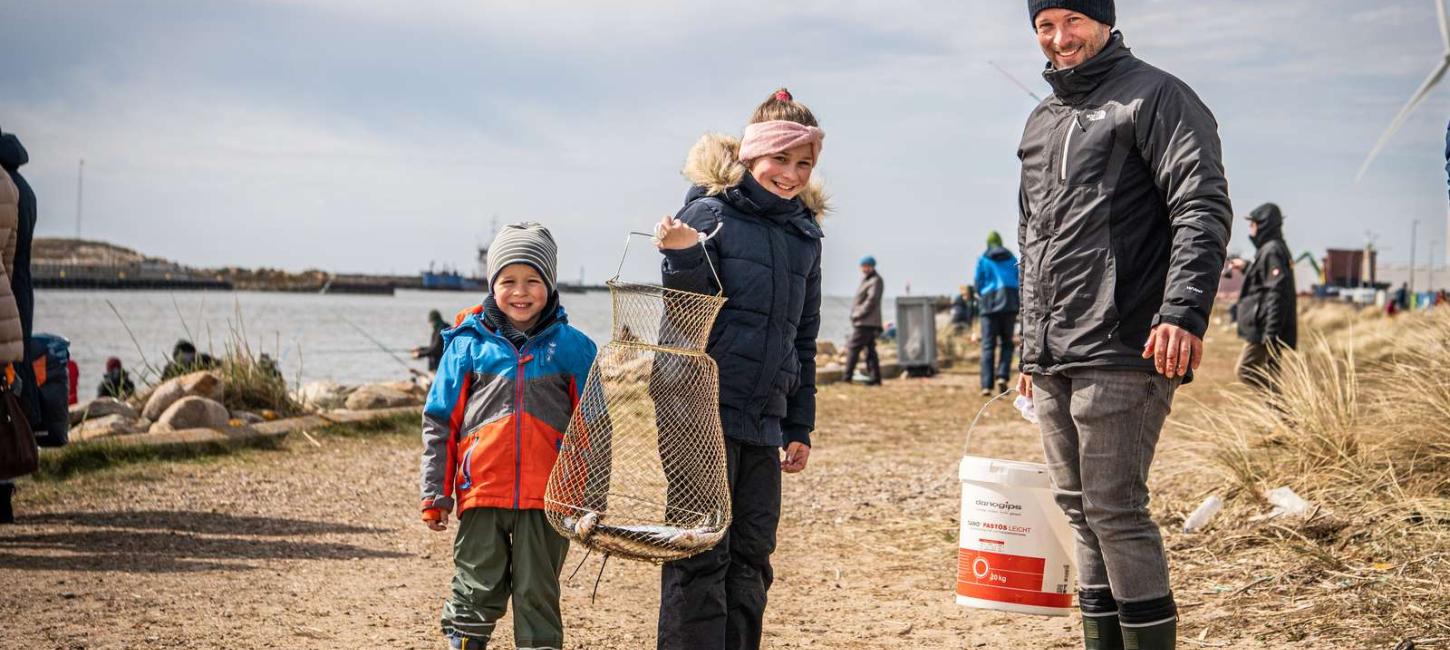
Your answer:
[419,223,598,650]
[653,88,827,650]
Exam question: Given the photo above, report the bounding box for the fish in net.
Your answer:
[545,232,731,563]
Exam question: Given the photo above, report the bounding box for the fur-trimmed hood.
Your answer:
[682,133,830,219]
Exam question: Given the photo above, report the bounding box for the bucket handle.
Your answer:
[612,222,725,297]
[962,388,1016,458]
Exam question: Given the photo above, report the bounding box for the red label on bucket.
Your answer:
[956,548,1072,609]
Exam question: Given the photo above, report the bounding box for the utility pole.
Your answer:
[1410,219,1419,299]
[1431,240,1439,292]
[75,158,85,240]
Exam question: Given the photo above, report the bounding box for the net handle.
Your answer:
[613,223,725,297]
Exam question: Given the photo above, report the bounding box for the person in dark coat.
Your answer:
[1231,203,1297,391]
[0,131,38,424]
[0,129,37,524]
[411,309,448,372]
[161,340,219,379]
[843,256,884,386]
[973,231,1020,396]
[652,88,825,650]
[1016,2,1233,647]
[96,357,137,399]
[950,285,979,334]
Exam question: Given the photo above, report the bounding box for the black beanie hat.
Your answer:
[1029,0,1115,28]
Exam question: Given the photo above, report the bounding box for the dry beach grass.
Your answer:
[0,302,1444,648]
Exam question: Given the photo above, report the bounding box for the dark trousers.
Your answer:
[980,312,1017,389]
[843,326,882,384]
[658,440,781,650]
[1236,341,1281,392]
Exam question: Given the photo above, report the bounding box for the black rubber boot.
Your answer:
[1080,587,1123,650]
[1121,618,1176,649]
[1120,593,1177,650]
[1,483,14,524]
[1084,612,1125,650]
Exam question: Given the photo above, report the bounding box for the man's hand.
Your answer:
[423,508,449,532]
[654,215,701,251]
[1229,258,1247,272]
[1142,323,1202,379]
[781,442,811,474]
[1016,373,1033,399]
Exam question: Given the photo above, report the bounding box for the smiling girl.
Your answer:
[652,88,827,650]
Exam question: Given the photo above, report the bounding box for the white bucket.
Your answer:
[956,455,1076,617]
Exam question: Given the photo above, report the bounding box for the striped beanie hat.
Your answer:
[487,222,558,293]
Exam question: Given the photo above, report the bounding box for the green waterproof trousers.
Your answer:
[441,508,570,649]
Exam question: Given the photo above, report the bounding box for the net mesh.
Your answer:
[545,280,731,563]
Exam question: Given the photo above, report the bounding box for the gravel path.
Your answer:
[1,335,1294,649]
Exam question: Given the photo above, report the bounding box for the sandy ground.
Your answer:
[0,330,1345,649]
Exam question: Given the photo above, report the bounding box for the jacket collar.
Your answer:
[722,172,806,226]
[449,299,568,351]
[1042,31,1133,105]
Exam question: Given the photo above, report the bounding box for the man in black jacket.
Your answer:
[1231,203,1297,391]
[1014,2,1232,648]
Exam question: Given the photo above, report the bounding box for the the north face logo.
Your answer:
[1085,109,1107,122]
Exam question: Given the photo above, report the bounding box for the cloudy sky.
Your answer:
[2,0,1448,295]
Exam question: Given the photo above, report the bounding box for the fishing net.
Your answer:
[545,235,730,563]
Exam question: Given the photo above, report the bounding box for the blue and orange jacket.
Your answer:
[419,304,597,517]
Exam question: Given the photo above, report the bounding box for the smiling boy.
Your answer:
[420,222,598,650]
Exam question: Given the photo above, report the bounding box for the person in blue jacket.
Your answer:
[974,231,1021,396]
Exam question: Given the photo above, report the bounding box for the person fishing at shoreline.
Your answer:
[411,309,448,373]
[1014,1,1232,647]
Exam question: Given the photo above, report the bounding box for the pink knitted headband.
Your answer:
[738,120,825,165]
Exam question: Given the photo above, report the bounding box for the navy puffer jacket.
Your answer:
[661,133,827,448]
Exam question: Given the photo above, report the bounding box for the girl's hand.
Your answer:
[781,442,811,473]
[654,215,701,251]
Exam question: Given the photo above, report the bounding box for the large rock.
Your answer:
[295,381,354,411]
[378,379,428,399]
[150,396,231,432]
[344,383,422,411]
[69,397,140,425]
[72,414,149,442]
[142,371,224,421]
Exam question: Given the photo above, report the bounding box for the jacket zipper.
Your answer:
[1059,112,1081,183]
[513,344,532,510]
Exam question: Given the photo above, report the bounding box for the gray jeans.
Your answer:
[1033,368,1179,604]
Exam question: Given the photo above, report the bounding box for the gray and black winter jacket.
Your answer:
[1016,33,1232,375]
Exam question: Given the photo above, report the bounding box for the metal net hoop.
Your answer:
[545,252,732,563]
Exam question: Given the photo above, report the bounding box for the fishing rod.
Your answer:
[988,59,1044,103]
[340,316,428,378]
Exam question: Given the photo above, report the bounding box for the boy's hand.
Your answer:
[654,215,701,251]
[781,442,811,473]
[423,508,449,532]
